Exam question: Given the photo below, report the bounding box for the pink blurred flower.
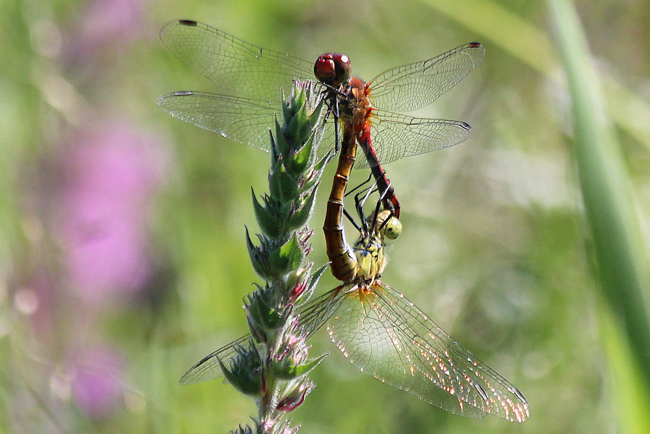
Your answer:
[70,346,124,419]
[62,118,169,305]
[69,0,149,59]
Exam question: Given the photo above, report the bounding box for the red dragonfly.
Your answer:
[157,19,484,218]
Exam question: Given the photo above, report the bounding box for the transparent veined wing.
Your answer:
[369,42,485,113]
[157,90,334,154]
[179,334,253,385]
[326,281,530,422]
[178,285,347,384]
[160,20,314,104]
[157,92,278,151]
[356,112,471,169]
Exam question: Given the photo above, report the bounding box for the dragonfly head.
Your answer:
[314,53,351,86]
[374,210,402,241]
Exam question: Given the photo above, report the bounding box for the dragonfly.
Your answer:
[320,120,529,421]
[157,19,485,218]
[179,131,530,422]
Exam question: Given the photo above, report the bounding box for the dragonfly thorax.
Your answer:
[351,211,400,280]
[353,235,385,280]
[334,77,372,126]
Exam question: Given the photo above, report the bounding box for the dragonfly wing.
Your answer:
[370,42,485,113]
[179,285,347,385]
[157,91,280,151]
[355,112,471,169]
[296,284,349,337]
[326,282,530,422]
[160,20,315,104]
[179,334,254,385]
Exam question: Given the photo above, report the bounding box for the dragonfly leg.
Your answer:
[327,95,341,154]
[325,84,350,155]
[353,178,381,234]
[342,174,373,234]
[342,208,362,234]
[374,180,395,232]
[345,173,373,198]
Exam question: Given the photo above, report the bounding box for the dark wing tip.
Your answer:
[155,91,193,108]
[460,122,471,131]
[178,19,198,26]
[473,381,489,401]
[468,42,482,48]
[178,368,194,385]
[178,376,195,386]
[512,386,528,404]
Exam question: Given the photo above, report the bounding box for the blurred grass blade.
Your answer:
[549,0,650,430]
[416,0,650,150]
[601,304,650,433]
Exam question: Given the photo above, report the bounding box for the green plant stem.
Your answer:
[549,0,650,431]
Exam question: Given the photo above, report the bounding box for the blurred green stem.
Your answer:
[549,0,650,430]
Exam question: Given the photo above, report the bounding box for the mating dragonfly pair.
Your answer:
[158,20,530,423]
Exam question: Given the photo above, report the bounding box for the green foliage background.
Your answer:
[1,0,649,432]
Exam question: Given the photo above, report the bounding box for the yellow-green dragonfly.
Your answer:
[181,129,530,422]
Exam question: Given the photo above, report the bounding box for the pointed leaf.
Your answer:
[297,263,328,304]
[287,102,311,146]
[269,129,279,167]
[268,234,303,275]
[287,191,316,231]
[281,97,293,128]
[247,290,287,333]
[268,155,284,199]
[217,351,263,397]
[287,132,314,176]
[308,98,325,129]
[293,86,306,111]
[275,115,290,156]
[246,226,269,278]
[273,354,328,380]
[271,163,299,202]
[252,188,282,238]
